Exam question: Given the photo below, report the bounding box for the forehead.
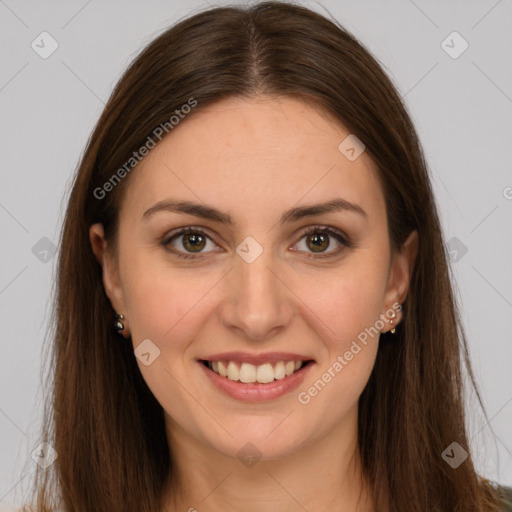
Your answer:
[120,95,385,227]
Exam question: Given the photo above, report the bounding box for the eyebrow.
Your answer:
[141,197,367,224]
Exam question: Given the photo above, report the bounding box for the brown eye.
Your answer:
[306,232,330,252]
[162,227,218,259]
[293,226,351,258]
[181,232,206,252]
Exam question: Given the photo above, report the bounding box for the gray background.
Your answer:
[1,0,511,508]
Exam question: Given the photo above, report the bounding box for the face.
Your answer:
[90,95,417,461]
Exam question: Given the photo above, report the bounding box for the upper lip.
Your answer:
[199,351,315,365]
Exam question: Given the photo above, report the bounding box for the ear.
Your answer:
[382,229,419,330]
[89,223,127,315]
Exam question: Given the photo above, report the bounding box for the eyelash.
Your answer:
[160,225,352,260]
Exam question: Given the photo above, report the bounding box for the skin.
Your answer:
[90,95,418,512]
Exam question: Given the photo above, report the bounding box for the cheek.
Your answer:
[121,248,215,342]
[295,268,384,418]
[121,256,216,428]
[299,259,388,348]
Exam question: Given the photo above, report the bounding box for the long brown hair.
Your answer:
[23,1,506,511]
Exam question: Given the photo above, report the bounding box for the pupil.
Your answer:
[184,233,205,252]
[308,233,328,252]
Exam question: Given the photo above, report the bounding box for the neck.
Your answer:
[161,407,374,512]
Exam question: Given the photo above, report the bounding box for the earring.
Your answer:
[114,313,128,338]
[389,306,400,334]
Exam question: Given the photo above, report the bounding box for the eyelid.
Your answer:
[161,224,351,259]
[292,225,351,259]
[161,226,221,259]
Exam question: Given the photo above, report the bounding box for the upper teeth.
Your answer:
[208,360,304,383]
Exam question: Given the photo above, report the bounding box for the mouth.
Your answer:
[199,358,315,384]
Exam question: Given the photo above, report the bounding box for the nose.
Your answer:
[218,247,294,341]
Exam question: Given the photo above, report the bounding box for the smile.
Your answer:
[198,354,315,402]
[201,359,314,384]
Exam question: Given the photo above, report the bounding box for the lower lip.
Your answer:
[199,361,315,402]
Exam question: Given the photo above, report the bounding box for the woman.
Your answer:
[24,1,512,511]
